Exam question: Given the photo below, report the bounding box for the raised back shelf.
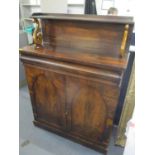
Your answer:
[32,13,134,58]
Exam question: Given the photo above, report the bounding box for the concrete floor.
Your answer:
[19,85,124,155]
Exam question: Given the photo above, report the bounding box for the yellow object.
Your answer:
[19,48,23,53]
[120,24,129,57]
[32,18,42,45]
[115,61,135,147]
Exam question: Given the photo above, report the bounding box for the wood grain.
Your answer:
[66,76,119,144]
[41,19,133,58]
[20,13,134,155]
[25,65,66,129]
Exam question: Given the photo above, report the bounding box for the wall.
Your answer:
[41,0,67,13]
[96,0,135,16]
[67,0,135,16]
[67,0,85,14]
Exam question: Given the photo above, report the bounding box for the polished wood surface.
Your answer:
[40,19,133,58]
[20,13,134,154]
[42,20,130,57]
[66,76,119,143]
[21,45,129,71]
[32,13,134,24]
[25,65,66,129]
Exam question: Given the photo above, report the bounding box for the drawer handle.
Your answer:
[120,24,129,57]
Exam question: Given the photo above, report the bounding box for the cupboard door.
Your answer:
[25,65,66,129]
[66,76,119,144]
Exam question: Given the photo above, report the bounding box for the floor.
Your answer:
[19,85,124,155]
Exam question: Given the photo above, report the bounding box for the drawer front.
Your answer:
[21,55,122,86]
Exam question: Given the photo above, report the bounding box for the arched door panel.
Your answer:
[66,77,117,143]
[25,65,66,129]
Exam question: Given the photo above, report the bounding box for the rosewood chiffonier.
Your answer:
[20,13,134,154]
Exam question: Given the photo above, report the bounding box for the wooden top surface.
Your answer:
[20,45,129,71]
[31,13,134,24]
